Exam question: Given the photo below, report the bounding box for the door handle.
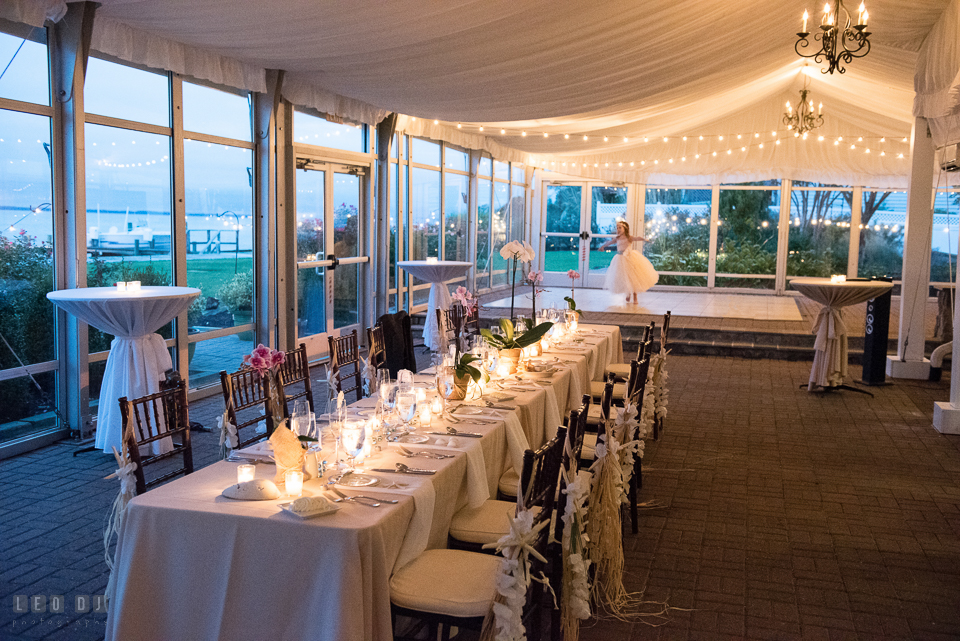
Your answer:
[579,231,590,240]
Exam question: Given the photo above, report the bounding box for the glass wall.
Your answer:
[715,183,780,289]
[932,190,960,283]
[859,190,905,280]
[590,186,626,276]
[0,27,59,444]
[182,82,255,387]
[644,188,711,286]
[787,183,852,282]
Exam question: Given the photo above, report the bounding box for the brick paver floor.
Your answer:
[3,354,960,640]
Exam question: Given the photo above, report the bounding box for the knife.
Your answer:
[371,468,436,475]
[428,431,483,438]
[329,487,399,504]
[485,405,514,411]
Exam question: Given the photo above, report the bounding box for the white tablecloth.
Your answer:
[791,278,893,389]
[105,323,622,641]
[47,286,200,451]
[398,261,472,351]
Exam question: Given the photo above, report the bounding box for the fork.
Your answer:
[399,445,452,459]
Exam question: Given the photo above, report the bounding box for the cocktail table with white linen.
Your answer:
[47,286,200,452]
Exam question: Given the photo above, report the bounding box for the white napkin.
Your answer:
[503,413,529,476]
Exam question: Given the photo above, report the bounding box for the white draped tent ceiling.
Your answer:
[7,0,960,187]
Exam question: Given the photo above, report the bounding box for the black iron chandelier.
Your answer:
[783,86,824,136]
[795,1,871,74]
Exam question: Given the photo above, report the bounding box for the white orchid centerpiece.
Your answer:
[499,240,536,323]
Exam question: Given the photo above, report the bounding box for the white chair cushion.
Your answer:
[498,467,519,497]
[589,381,627,400]
[390,549,500,618]
[581,432,597,461]
[449,500,518,544]
[603,363,631,379]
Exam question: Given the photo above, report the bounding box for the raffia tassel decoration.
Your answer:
[587,426,627,611]
[103,424,138,607]
[639,365,656,439]
[560,464,592,640]
[652,351,670,422]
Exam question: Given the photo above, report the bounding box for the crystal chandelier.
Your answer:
[795,1,871,74]
[783,85,823,136]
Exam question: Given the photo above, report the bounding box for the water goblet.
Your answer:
[395,391,418,432]
[340,420,366,469]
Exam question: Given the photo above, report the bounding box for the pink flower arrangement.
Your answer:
[452,285,476,308]
[526,270,544,284]
[243,343,285,374]
[567,270,581,281]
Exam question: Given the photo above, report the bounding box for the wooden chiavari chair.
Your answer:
[390,437,561,641]
[366,325,387,371]
[328,329,364,402]
[119,379,193,495]
[604,322,652,382]
[219,368,280,449]
[449,428,567,552]
[277,343,314,418]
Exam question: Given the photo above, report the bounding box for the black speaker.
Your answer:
[861,279,893,385]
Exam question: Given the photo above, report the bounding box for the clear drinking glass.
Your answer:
[340,420,365,469]
[436,366,456,400]
[395,392,418,431]
[381,381,398,412]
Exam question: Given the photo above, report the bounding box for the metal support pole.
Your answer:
[374,114,397,321]
[254,70,284,350]
[51,1,97,439]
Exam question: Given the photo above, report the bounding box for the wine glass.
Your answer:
[395,391,418,432]
[292,399,310,435]
[481,347,499,377]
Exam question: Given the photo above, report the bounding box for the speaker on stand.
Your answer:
[860,277,894,386]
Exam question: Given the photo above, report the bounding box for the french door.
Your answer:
[293,160,368,359]
[540,183,627,288]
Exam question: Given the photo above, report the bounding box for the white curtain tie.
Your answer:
[811,305,846,352]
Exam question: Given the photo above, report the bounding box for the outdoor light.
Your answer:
[795,1,870,74]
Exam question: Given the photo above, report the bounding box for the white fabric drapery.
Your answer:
[914,0,960,147]
[7,0,957,183]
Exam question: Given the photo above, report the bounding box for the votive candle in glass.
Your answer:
[416,387,427,402]
[127,280,141,292]
[237,464,255,483]
[426,256,438,264]
[116,281,127,292]
[418,404,432,427]
[285,470,304,497]
[431,395,444,415]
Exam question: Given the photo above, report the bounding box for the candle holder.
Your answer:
[284,470,304,497]
[237,464,256,483]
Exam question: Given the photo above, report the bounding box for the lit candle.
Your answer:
[426,256,438,264]
[818,102,823,114]
[127,280,141,292]
[416,387,427,402]
[862,9,868,25]
[497,362,512,378]
[786,101,792,113]
[237,464,255,483]
[802,9,808,32]
[116,281,127,292]
[419,404,432,427]
[431,395,444,415]
[857,2,864,24]
[822,2,829,24]
[284,470,303,497]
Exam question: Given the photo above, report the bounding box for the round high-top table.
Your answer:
[47,286,200,452]
[398,260,472,351]
[791,278,894,391]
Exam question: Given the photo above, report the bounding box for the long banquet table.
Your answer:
[105,324,621,641]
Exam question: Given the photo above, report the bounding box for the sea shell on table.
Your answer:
[222,479,281,500]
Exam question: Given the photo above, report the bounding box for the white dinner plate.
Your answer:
[337,473,381,487]
[396,434,430,444]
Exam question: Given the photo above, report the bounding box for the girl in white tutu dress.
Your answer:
[600,220,659,303]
